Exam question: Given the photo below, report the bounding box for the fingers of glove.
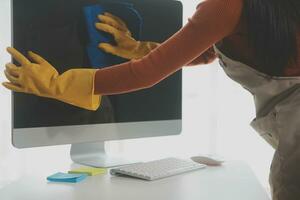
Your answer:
[28,51,49,64]
[95,23,121,40]
[103,12,128,30]
[99,43,132,59]
[2,82,23,93]
[6,47,31,66]
[99,43,129,58]
[5,63,20,77]
[98,43,118,54]
[97,14,128,33]
[4,70,20,85]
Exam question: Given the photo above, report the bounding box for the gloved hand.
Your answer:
[2,47,101,111]
[95,12,160,60]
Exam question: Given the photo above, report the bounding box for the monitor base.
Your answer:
[70,142,138,168]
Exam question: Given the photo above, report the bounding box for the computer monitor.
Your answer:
[11,0,183,167]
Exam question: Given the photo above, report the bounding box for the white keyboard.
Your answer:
[110,157,206,181]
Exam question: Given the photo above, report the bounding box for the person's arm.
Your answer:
[94,0,243,95]
[96,12,216,66]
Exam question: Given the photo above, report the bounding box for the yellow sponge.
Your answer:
[68,167,107,176]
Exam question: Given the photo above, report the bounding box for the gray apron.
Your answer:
[213,45,300,200]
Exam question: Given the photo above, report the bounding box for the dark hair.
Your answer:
[243,0,300,76]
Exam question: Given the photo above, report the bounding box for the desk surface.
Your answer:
[0,159,269,200]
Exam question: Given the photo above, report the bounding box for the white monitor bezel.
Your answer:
[12,120,182,148]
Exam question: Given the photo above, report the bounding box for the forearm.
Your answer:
[94,60,152,95]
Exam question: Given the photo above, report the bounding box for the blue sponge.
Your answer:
[83,2,142,69]
[47,172,87,183]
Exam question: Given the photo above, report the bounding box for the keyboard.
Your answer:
[110,157,206,181]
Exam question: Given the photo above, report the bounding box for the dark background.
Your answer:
[12,0,182,128]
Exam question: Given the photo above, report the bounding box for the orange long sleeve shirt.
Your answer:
[94,0,300,95]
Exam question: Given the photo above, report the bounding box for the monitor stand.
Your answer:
[70,142,138,168]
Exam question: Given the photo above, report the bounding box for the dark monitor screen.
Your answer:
[12,0,182,129]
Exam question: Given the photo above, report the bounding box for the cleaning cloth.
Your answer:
[83,1,142,68]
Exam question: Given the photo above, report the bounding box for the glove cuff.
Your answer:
[56,69,101,111]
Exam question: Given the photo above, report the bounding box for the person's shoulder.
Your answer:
[193,0,244,22]
[196,0,243,10]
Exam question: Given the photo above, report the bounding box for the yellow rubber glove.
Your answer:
[3,47,101,111]
[95,12,160,60]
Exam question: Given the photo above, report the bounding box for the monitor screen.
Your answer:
[12,0,182,129]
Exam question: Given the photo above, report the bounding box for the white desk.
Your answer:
[0,152,270,200]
